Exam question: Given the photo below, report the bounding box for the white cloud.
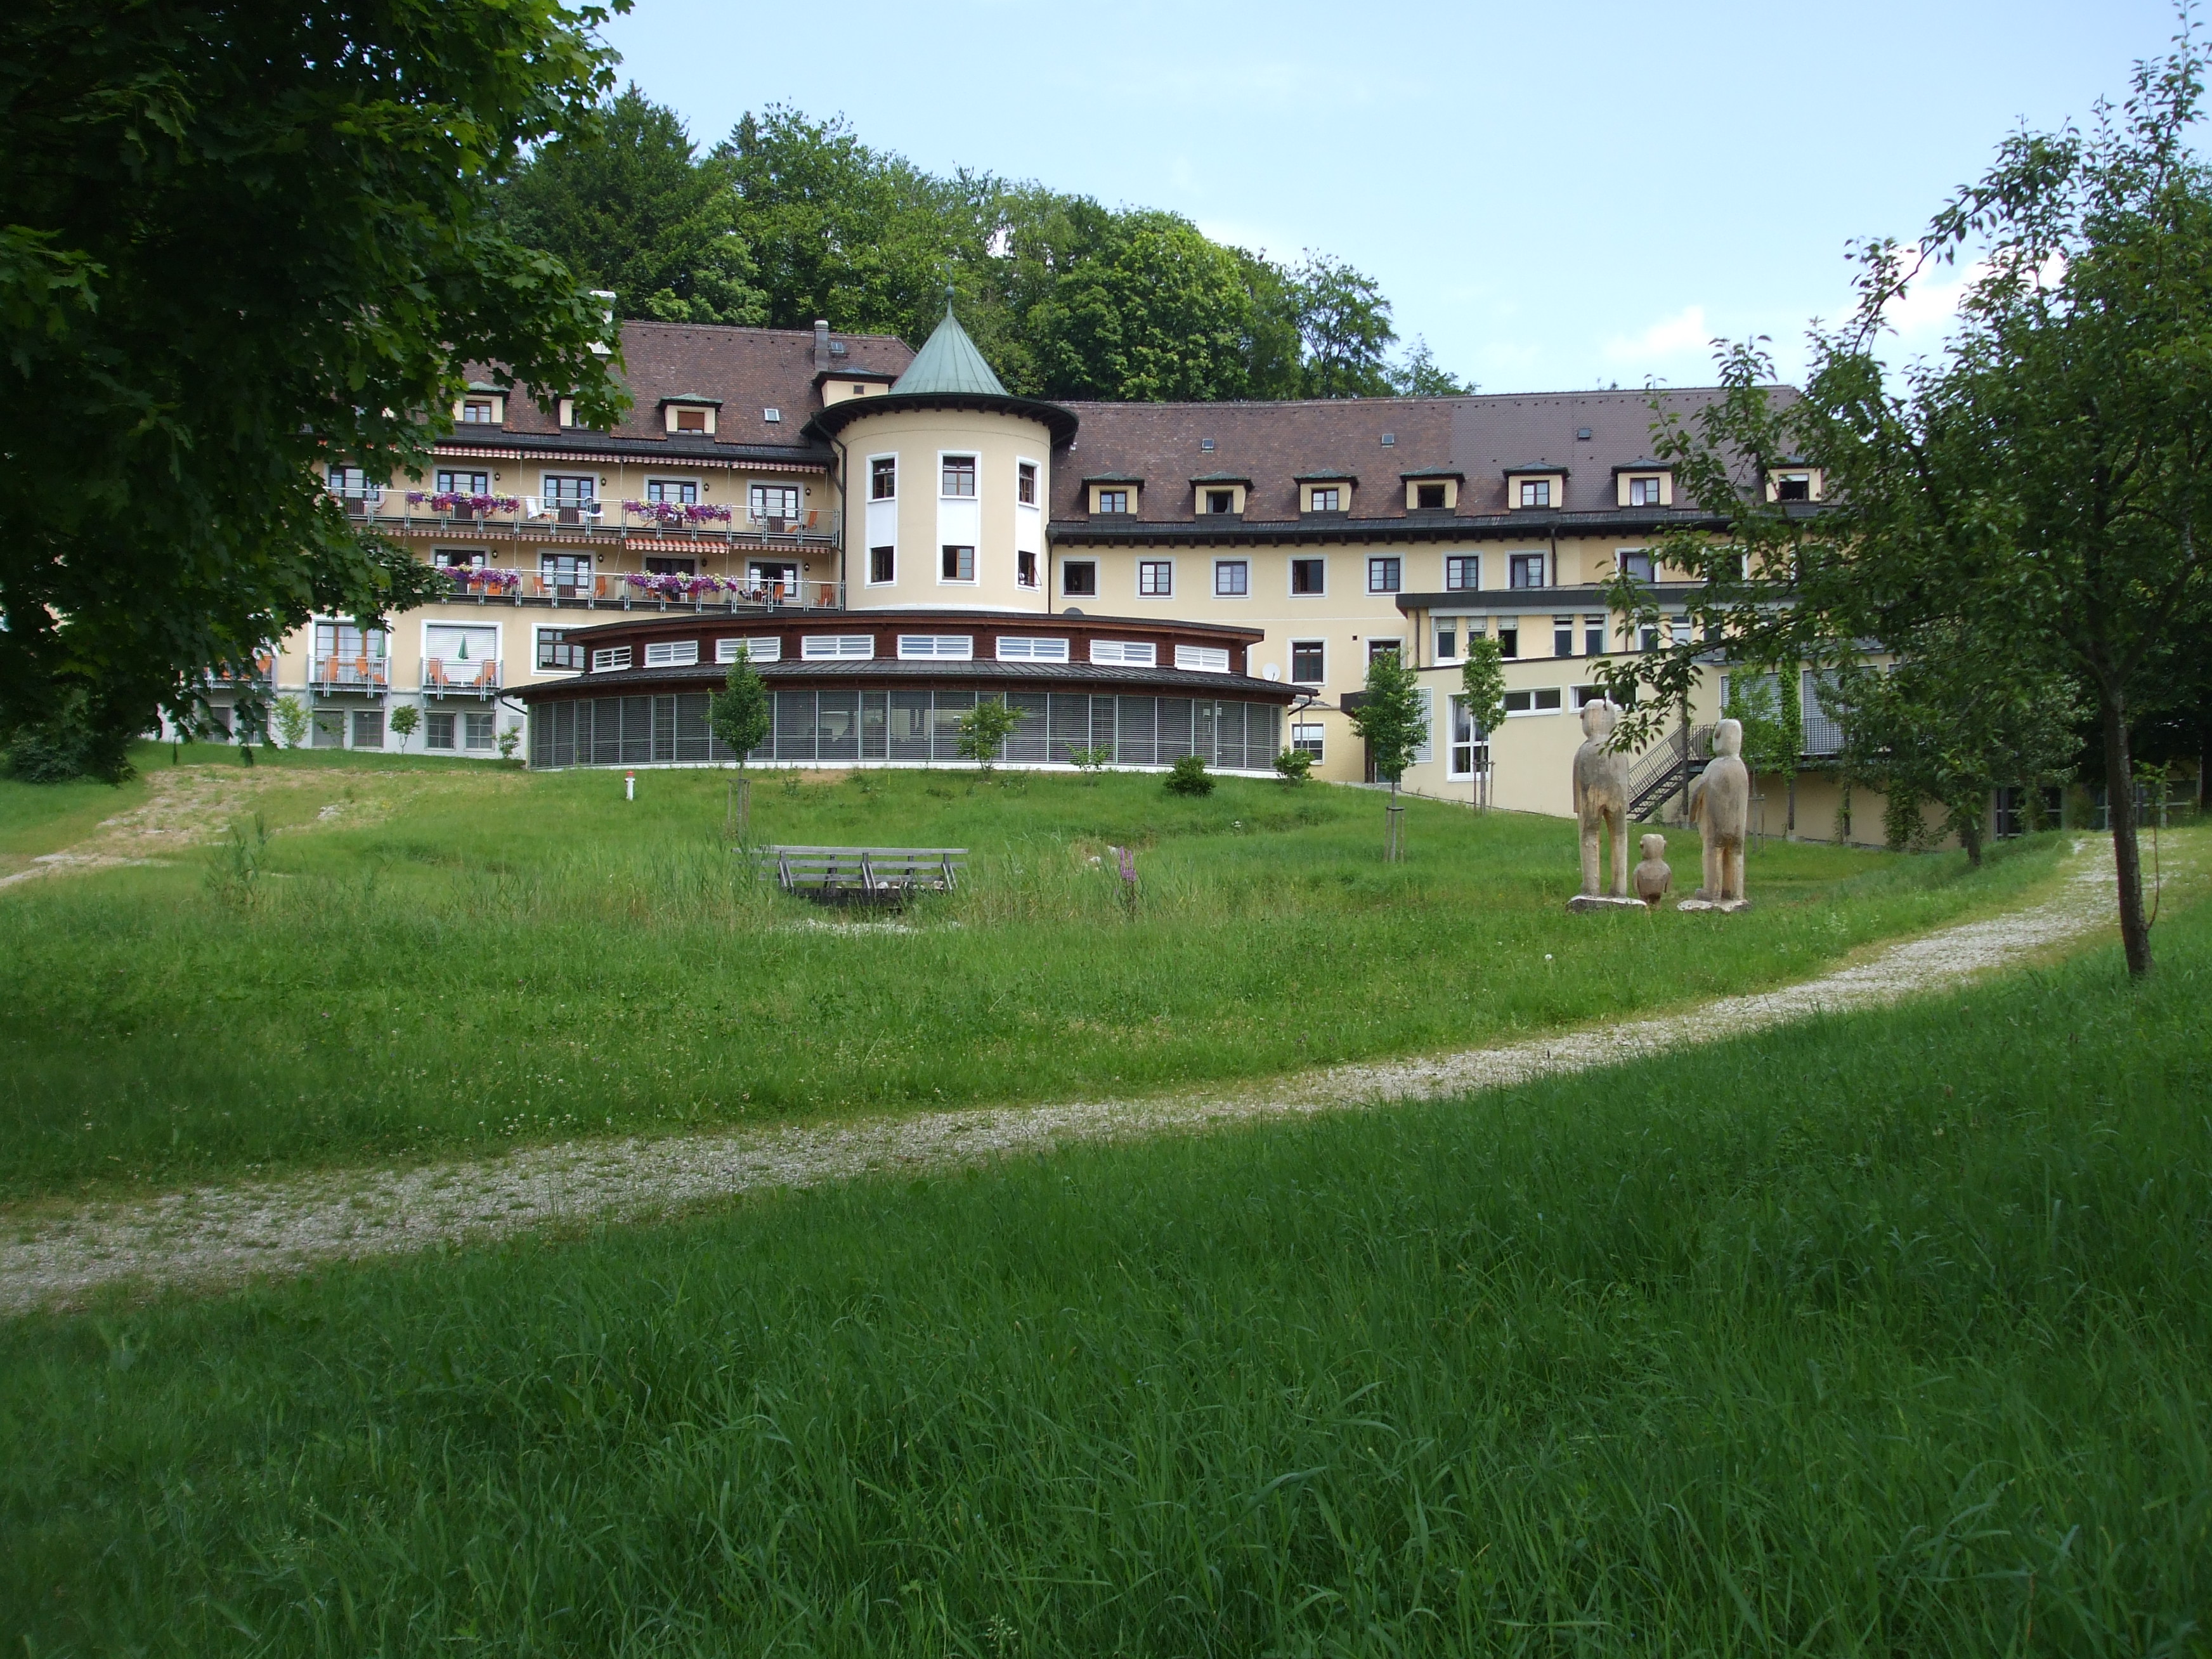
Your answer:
[1601,304,1712,367]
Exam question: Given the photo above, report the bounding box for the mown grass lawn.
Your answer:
[0,745,2069,1199]
[2,869,2205,1655]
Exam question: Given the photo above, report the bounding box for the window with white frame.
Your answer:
[940,545,976,582]
[1574,685,1612,710]
[749,484,800,521]
[1509,552,1548,588]
[898,635,973,660]
[1174,644,1231,673]
[1503,687,1564,715]
[716,637,780,663]
[543,474,594,505]
[1138,560,1173,597]
[1435,621,1459,661]
[1412,688,1433,763]
[1292,721,1325,761]
[996,636,1069,661]
[802,635,875,659]
[1017,460,1038,505]
[941,455,977,497]
[1584,618,1608,656]
[425,624,497,672]
[1091,639,1157,666]
[1448,695,1487,777]
[1214,559,1248,596]
[1445,554,1480,590]
[646,478,698,504]
[644,640,700,667]
[537,628,583,671]
[1554,617,1575,657]
[1497,622,1519,658]
[1368,556,1402,593]
[1518,478,1552,507]
[870,456,897,499]
[590,645,632,672]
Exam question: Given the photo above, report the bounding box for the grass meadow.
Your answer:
[2,867,2206,1655]
[0,745,2069,1199]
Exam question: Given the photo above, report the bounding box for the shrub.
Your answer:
[1273,747,1313,784]
[1164,754,1214,795]
[3,691,134,784]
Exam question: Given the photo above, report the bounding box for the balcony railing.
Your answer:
[207,653,276,693]
[433,566,845,612]
[330,488,839,547]
[422,658,501,697]
[312,656,389,693]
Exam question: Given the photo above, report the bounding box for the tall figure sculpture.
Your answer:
[1571,698,1632,900]
[1686,717,1751,906]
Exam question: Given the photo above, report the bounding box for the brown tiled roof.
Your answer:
[1052,388,1778,521]
[471,321,915,453]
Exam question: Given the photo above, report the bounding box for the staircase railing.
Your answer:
[1628,724,1715,822]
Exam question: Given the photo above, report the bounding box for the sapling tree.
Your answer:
[1597,32,2212,975]
[388,704,420,754]
[708,645,771,833]
[272,697,309,750]
[1459,634,1506,811]
[954,697,1023,775]
[1346,647,1425,859]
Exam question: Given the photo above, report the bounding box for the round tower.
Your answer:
[805,304,1076,614]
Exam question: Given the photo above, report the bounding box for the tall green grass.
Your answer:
[3,890,2206,1655]
[0,765,2068,1197]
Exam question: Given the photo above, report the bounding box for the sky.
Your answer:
[599,0,2188,393]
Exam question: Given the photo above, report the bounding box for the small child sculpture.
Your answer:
[1633,834,1672,910]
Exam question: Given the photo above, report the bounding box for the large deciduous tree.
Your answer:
[1601,32,2212,975]
[502,85,765,326]
[0,0,631,762]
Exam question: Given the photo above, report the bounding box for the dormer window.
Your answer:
[461,399,495,425]
[1310,486,1341,512]
[1506,466,1566,509]
[1096,489,1129,514]
[1402,471,1461,511]
[1519,478,1551,507]
[1773,470,1814,502]
[661,396,720,436]
[1086,476,1141,514]
[1630,476,1662,506]
[1613,464,1672,508]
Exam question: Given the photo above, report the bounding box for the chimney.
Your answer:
[813,319,830,367]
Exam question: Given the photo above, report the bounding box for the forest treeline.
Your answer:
[499,90,1473,402]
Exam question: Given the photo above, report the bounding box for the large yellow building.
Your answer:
[231,307,1869,834]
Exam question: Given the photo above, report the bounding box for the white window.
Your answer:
[1091,639,1158,667]
[749,485,800,522]
[1434,623,1459,661]
[996,637,1070,661]
[1292,722,1325,761]
[1448,695,1488,779]
[1174,644,1231,673]
[1215,559,1248,596]
[1503,687,1565,715]
[590,646,632,672]
[424,624,497,671]
[716,636,781,664]
[644,640,700,667]
[1412,688,1433,764]
[1138,561,1173,597]
[802,635,875,660]
[898,635,973,660]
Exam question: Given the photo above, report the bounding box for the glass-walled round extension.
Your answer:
[517,610,1301,772]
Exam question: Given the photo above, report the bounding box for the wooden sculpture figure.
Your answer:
[1687,717,1750,905]
[1571,698,1632,898]
[1633,834,1672,909]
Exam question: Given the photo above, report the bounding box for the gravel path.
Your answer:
[0,843,2135,1313]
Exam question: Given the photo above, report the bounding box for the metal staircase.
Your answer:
[1627,724,1714,822]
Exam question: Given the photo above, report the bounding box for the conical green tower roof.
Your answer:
[892,304,1008,397]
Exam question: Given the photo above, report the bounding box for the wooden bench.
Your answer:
[757,845,967,904]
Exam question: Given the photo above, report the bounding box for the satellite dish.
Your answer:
[1263,663,1281,681]
[1063,607,1084,617]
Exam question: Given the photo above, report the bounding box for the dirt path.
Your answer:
[0,842,2145,1313]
